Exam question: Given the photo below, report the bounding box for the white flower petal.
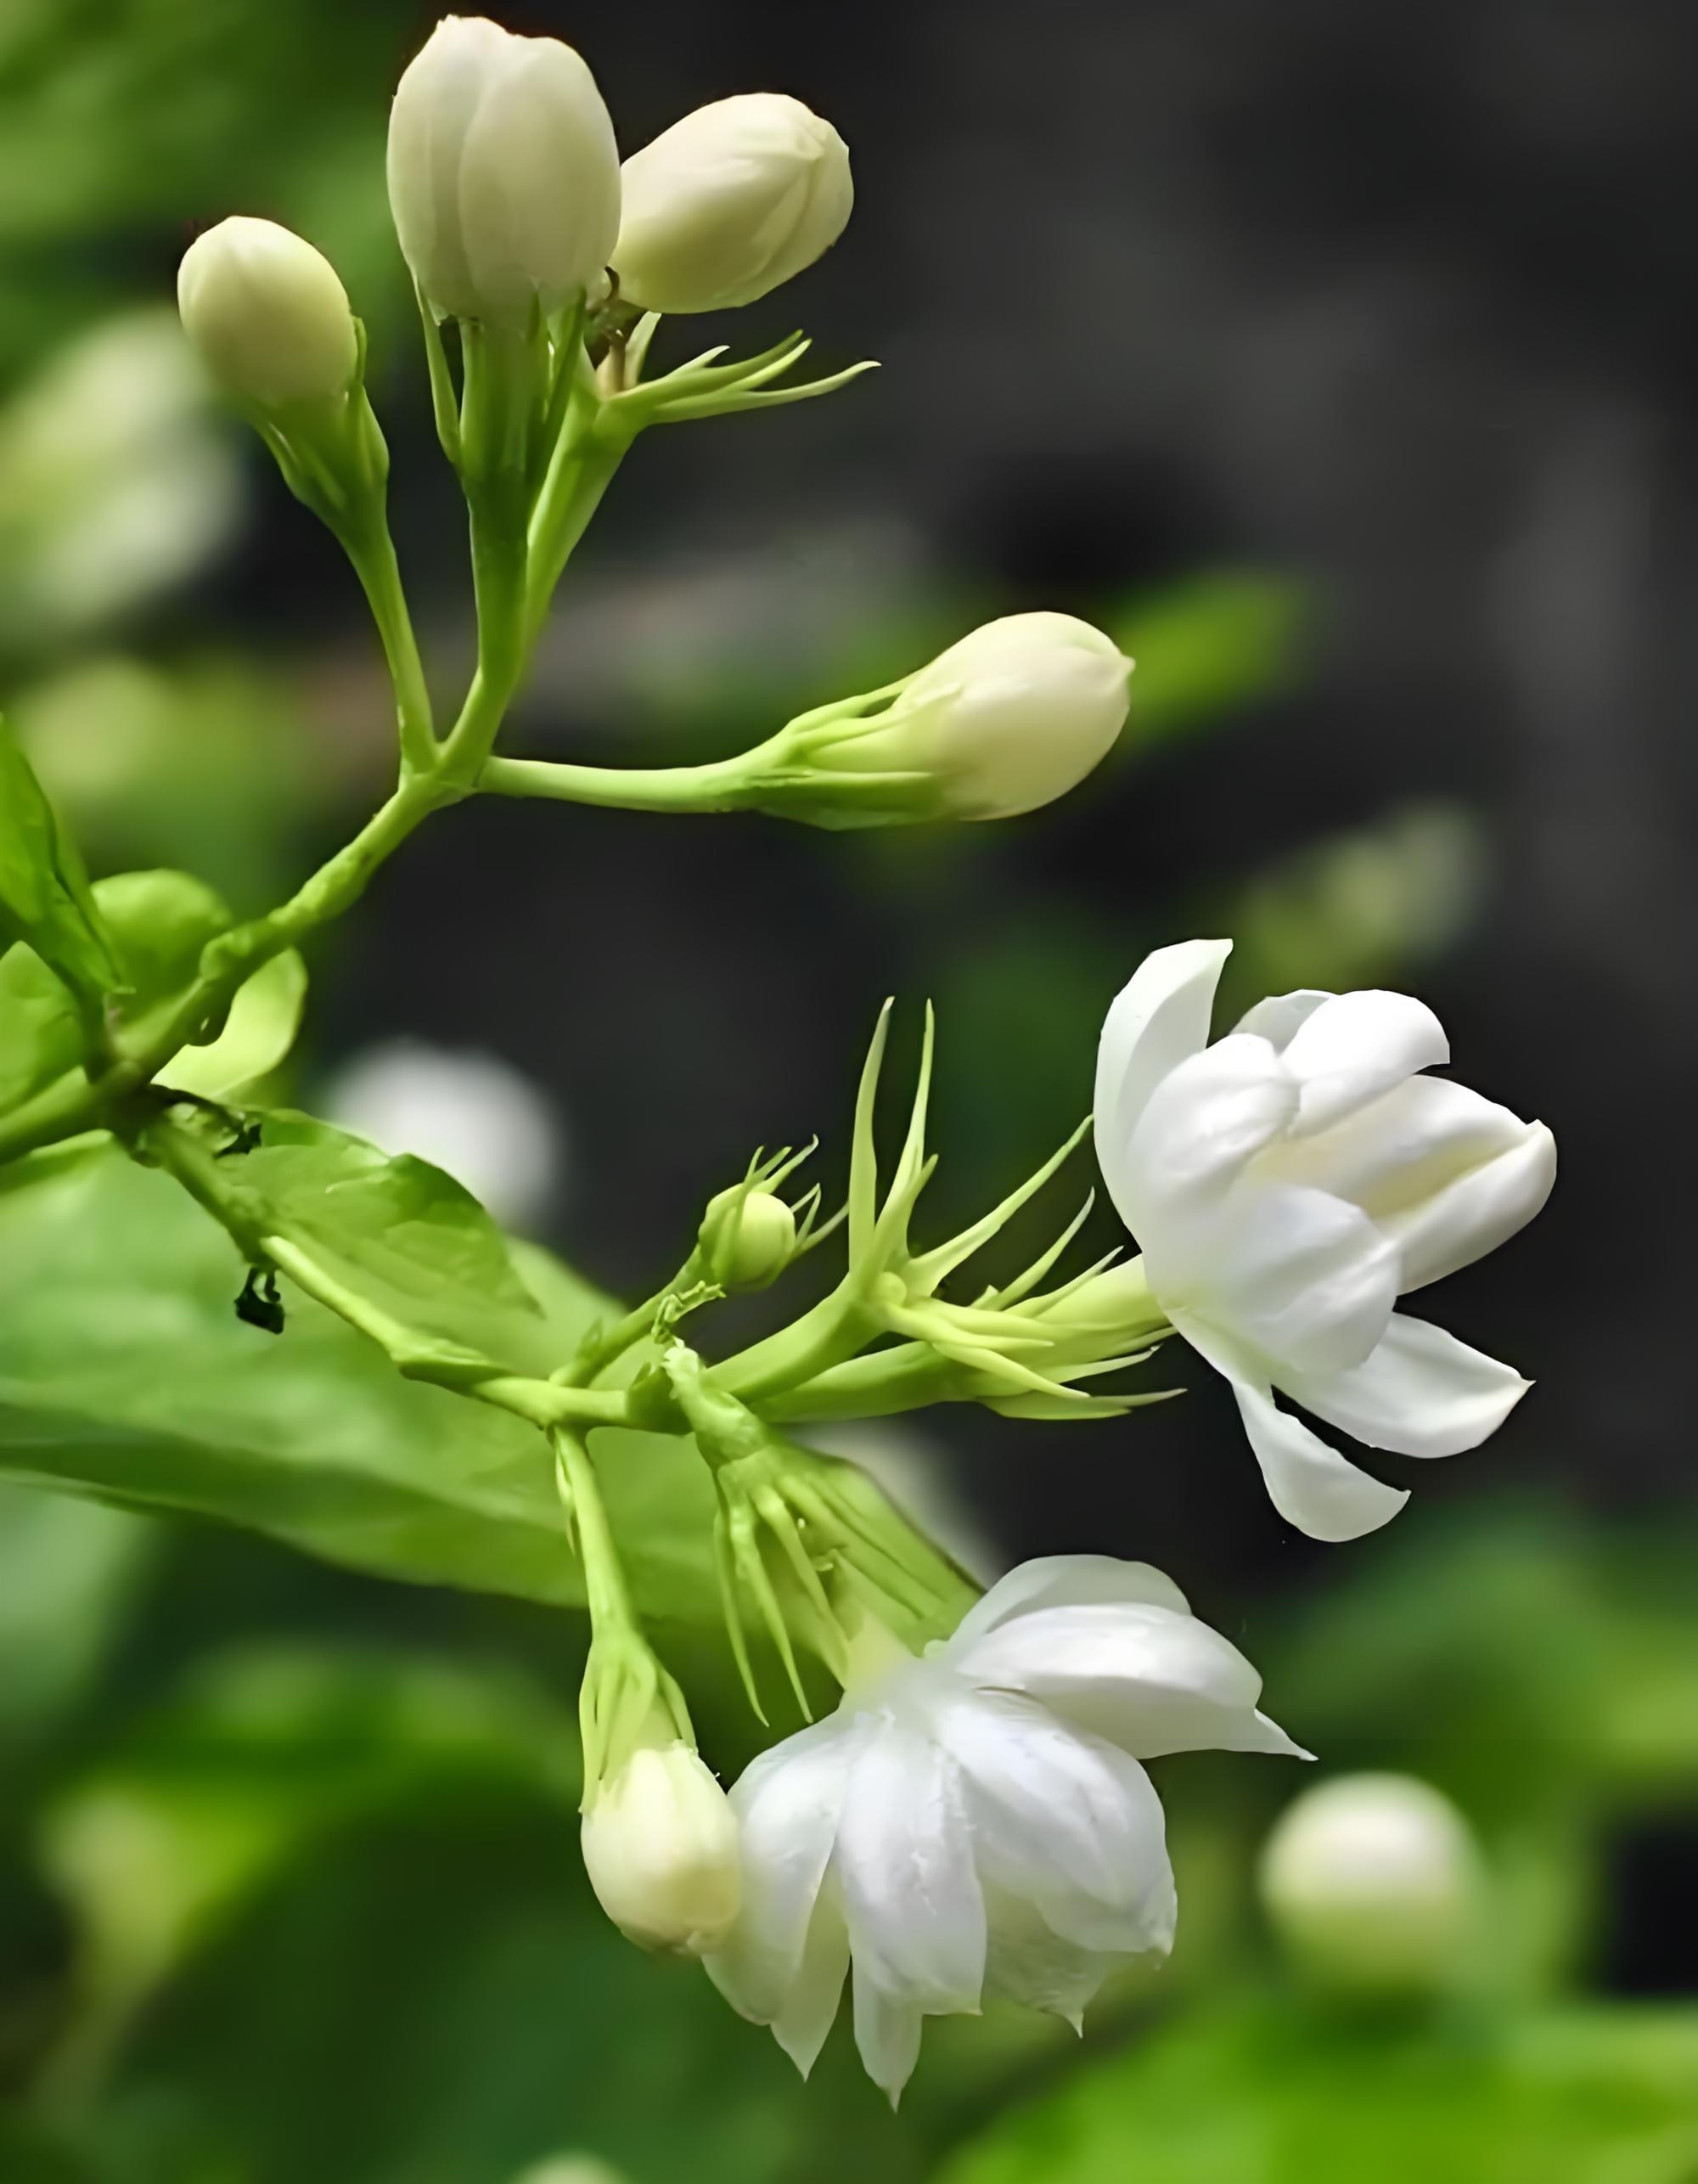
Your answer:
[852,1972,924,2105]
[1200,1181,1401,1376]
[1231,1378,1411,1541]
[1285,1312,1530,1459]
[1382,1119,1556,1291]
[771,1882,851,2079]
[705,1714,861,2025]
[981,1887,1132,2029]
[1119,1034,1298,1246]
[1279,991,1449,1135]
[946,1555,1190,1654]
[953,1604,1303,1761]
[1234,989,1333,1050]
[938,1690,1174,1950]
[835,1720,986,2013]
[1094,940,1232,1202]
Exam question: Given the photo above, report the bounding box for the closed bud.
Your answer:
[614,93,852,315]
[1258,1774,1482,1999]
[387,16,621,326]
[699,1185,796,1292]
[177,218,358,410]
[581,1739,741,1955]
[820,613,1132,823]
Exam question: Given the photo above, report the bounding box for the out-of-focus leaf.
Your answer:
[1108,571,1313,744]
[0,2112,97,2183]
[936,2004,1698,2184]
[0,715,118,1001]
[41,1646,578,2004]
[13,657,329,910]
[155,952,307,1102]
[82,1768,931,2184]
[0,1144,721,1624]
[0,1483,156,1739]
[1218,805,1485,1016]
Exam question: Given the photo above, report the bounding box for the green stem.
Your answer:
[340,515,436,775]
[479,740,783,813]
[714,1285,877,1405]
[555,1427,633,1630]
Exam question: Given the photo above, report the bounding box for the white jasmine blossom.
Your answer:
[705,1554,1305,2101]
[1094,940,1556,1540]
[613,93,852,315]
[582,1737,742,1956]
[386,16,620,326]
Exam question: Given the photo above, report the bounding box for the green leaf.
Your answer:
[0,713,120,1000]
[937,2004,1698,2184]
[0,869,306,1118]
[179,1110,558,1378]
[0,1483,157,1740]
[155,949,306,1100]
[0,1143,721,1624]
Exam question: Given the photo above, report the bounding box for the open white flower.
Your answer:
[704,1554,1304,2101]
[1094,940,1557,1542]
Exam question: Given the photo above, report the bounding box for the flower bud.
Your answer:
[1258,1774,1482,1998]
[613,93,852,315]
[177,218,358,410]
[581,1740,741,1955]
[387,16,621,326]
[699,1185,796,1292]
[832,613,1132,821]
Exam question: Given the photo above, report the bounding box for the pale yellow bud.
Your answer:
[581,1742,741,1956]
[835,613,1132,820]
[177,218,357,409]
[700,1186,797,1292]
[614,93,852,315]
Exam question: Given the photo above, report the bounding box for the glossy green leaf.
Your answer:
[0,713,118,1001]
[155,949,307,1101]
[0,1143,721,1624]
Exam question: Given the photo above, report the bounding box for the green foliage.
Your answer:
[0,1143,721,1626]
[1108,571,1313,744]
[936,2004,1698,2184]
[0,713,118,1001]
[0,870,306,1117]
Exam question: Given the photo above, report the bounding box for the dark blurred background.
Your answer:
[0,3,1695,2180]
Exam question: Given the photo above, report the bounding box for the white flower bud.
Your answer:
[582,1741,741,1956]
[387,16,621,326]
[177,218,358,410]
[1258,1774,1482,1997]
[835,613,1133,821]
[613,93,852,315]
[699,1185,796,1292]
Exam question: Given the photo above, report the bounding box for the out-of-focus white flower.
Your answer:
[582,1738,742,1956]
[322,1040,560,1230]
[1258,1773,1482,1995]
[826,613,1132,821]
[613,93,852,315]
[1094,941,1556,1542]
[177,217,358,410]
[0,312,242,643]
[386,15,620,326]
[706,1554,1305,2102]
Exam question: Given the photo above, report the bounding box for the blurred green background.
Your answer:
[0,0,1694,2179]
